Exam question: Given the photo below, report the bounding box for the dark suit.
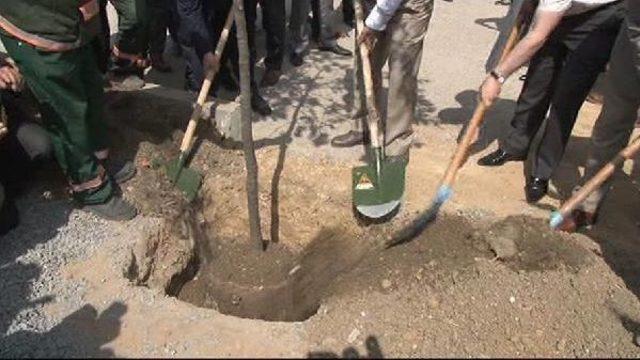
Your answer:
[175,0,284,91]
[574,0,640,213]
[499,2,625,180]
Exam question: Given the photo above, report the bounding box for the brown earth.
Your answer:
[54,88,639,357]
[21,0,640,356]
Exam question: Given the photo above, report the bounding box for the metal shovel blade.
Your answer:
[356,199,402,219]
[164,157,203,202]
[352,158,406,219]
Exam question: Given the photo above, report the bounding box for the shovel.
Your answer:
[550,134,640,229]
[164,3,235,201]
[352,0,406,220]
[427,21,523,215]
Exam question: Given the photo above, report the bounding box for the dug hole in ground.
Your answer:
[1,0,640,357]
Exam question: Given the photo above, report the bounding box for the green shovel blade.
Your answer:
[164,157,203,202]
[352,158,406,218]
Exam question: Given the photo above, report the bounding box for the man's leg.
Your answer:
[181,45,205,92]
[317,0,352,56]
[384,0,433,158]
[147,0,172,72]
[533,22,621,180]
[317,0,336,47]
[213,0,272,115]
[260,0,286,86]
[331,0,378,147]
[289,0,312,66]
[499,45,563,157]
[342,0,355,27]
[578,27,640,214]
[331,22,367,147]
[98,0,112,73]
[110,0,149,84]
[1,35,136,220]
[479,42,563,168]
[85,44,138,184]
[243,0,272,115]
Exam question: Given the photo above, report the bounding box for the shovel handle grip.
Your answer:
[354,0,382,149]
[179,3,236,153]
[556,134,640,221]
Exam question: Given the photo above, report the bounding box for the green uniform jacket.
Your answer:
[0,0,98,51]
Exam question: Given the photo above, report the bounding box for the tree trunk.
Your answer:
[234,0,264,249]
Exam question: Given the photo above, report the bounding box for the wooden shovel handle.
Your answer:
[354,0,382,149]
[558,134,640,218]
[179,2,236,153]
[440,23,522,189]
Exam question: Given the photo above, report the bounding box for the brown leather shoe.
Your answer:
[331,130,364,148]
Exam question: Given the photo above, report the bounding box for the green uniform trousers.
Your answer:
[0,35,114,205]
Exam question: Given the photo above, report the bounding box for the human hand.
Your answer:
[0,64,23,92]
[357,26,380,53]
[203,52,220,77]
[480,75,502,107]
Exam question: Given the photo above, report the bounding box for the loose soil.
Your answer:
[83,81,640,357]
[7,1,640,356]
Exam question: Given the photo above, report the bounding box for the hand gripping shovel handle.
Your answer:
[550,134,640,228]
[354,0,383,173]
[178,3,236,160]
[435,22,522,203]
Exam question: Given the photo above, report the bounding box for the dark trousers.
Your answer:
[260,0,286,71]
[501,2,624,179]
[209,0,259,91]
[147,0,172,55]
[343,0,354,23]
[181,0,259,92]
[182,44,205,92]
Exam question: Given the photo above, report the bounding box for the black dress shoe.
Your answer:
[525,177,548,203]
[331,130,364,148]
[290,52,305,67]
[477,148,526,167]
[318,44,353,57]
[251,94,272,116]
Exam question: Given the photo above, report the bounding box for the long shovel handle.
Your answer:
[551,134,640,227]
[354,0,382,150]
[179,3,236,154]
[439,22,522,191]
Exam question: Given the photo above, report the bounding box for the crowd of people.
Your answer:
[0,0,638,236]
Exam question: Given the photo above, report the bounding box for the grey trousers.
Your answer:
[573,20,640,213]
[351,0,433,157]
[289,0,337,55]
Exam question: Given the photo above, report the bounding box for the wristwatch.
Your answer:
[490,70,506,84]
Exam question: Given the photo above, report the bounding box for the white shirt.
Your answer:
[537,0,618,16]
[365,0,404,31]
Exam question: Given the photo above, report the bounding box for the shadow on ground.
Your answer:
[437,89,517,154]
[308,336,384,359]
[0,260,126,357]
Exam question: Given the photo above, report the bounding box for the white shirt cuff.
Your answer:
[365,6,392,31]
